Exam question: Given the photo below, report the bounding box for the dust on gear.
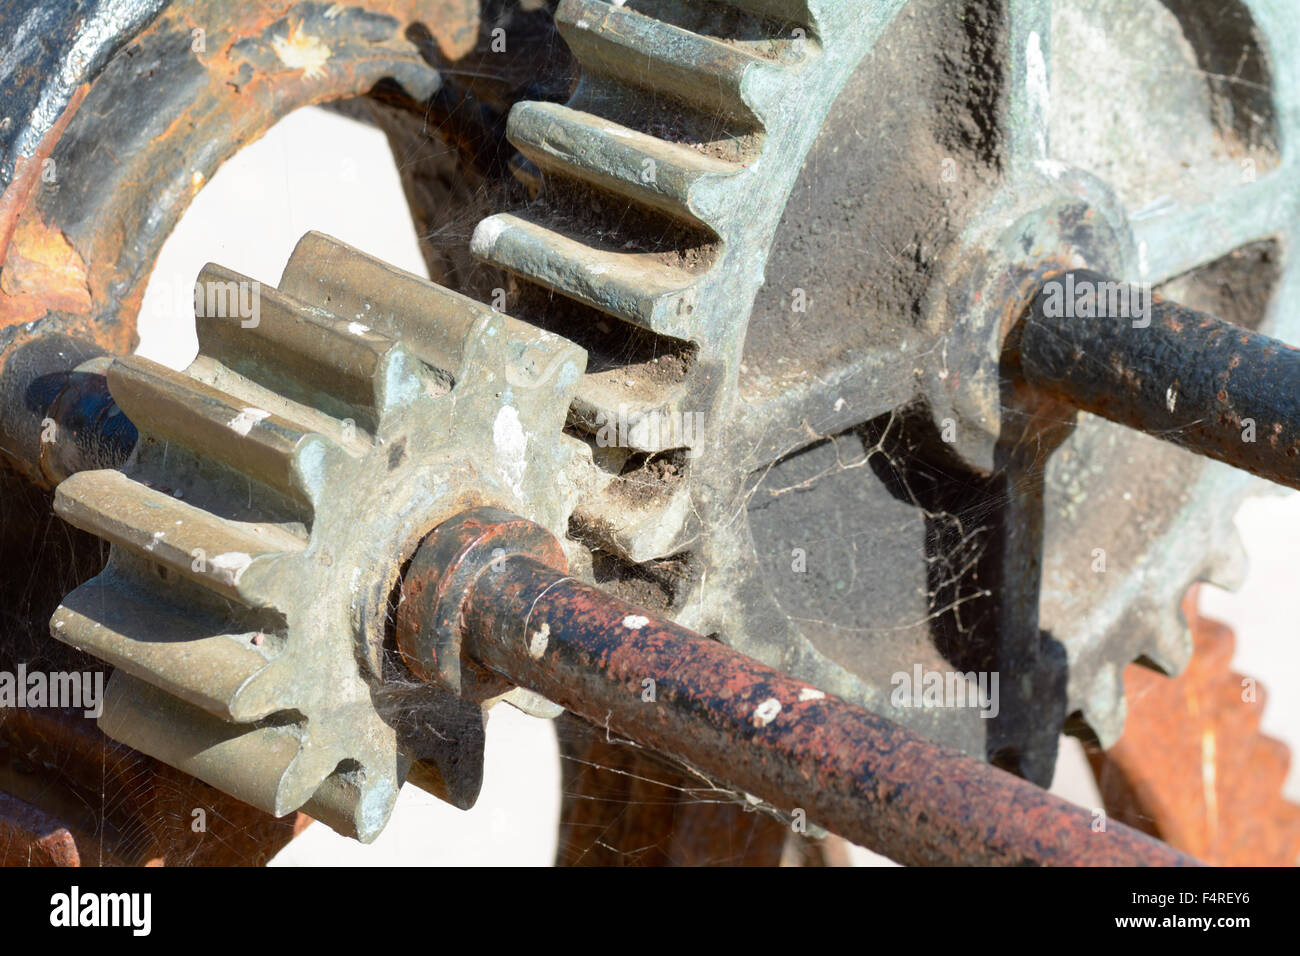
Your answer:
[50,233,592,840]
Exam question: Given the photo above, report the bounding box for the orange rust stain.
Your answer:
[0,85,88,265]
[1089,587,1300,866]
[0,215,93,326]
[381,0,481,59]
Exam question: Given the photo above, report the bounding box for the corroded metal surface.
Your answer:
[1019,270,1300,490]
[0,0,454,483]
[401,507,1198,866]
[0,791,84,867]
[1088,589,1300,866]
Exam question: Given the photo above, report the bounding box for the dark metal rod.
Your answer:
[1018,269,1299,489]
[0,334,135,486]
[417,512,1198,866]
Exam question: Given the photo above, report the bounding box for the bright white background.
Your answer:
[136,107,1299,866]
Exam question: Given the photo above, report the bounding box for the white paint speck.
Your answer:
[271,23,332,80]
[1026,31,1050,159]
[1035,158,1068,179]
[752,697,782,727]
[798,688,825,702]
[529,622,550,660]
[145,530,165,551]
[347,321,370,335]
[228,407,270,436]
[833,397,846,412]
[210,552,253,585]
[622,614,649,630]
[493,405,528,496]
[1166,385,1178,413]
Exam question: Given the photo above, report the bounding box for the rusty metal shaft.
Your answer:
[399,508,1198,867]
[1018,270,1300,489]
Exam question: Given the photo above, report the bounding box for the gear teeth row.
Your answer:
[466,0,827,558]
[555,0,804,124]
[1068,517,1254,748]
[51,232,589,840]
[465,0,829,564]
[1096,601,1300,864]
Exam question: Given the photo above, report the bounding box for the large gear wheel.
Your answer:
[445,0,1297,789]
[50,233,590,840]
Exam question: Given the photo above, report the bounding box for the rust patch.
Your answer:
[0,790,82,867]
[1088,586,1300,866]
[0,85,89,269]
[407,507,1198,866]
[0,215,92,326]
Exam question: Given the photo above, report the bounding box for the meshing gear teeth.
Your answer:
[465,0,1270,769]
[470,0,936,729]
[50,233,589,840]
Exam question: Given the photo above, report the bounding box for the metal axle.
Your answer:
[1018,270,1299,489]
[397,507,1198,867]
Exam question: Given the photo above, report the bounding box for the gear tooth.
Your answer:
[276,740,355,818]
[52,571,276,720]
[1189,612,1236,674]
[281,231,500,381]
[1077,663,1128,749]
[1198,527,1248,592]
[301,759,401,844]
[1131,608,1193,681]
[53,470,302,601]
[226,657,298,722]
[108,354,342,503]
[507,101,739,227]
[556,0,794,122]
[1219,672,1268,741]
[572,476,694,563]
[195,263,411,434]
[472,213,700,337]
[571,377,693,454]
[100,671,308,817]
